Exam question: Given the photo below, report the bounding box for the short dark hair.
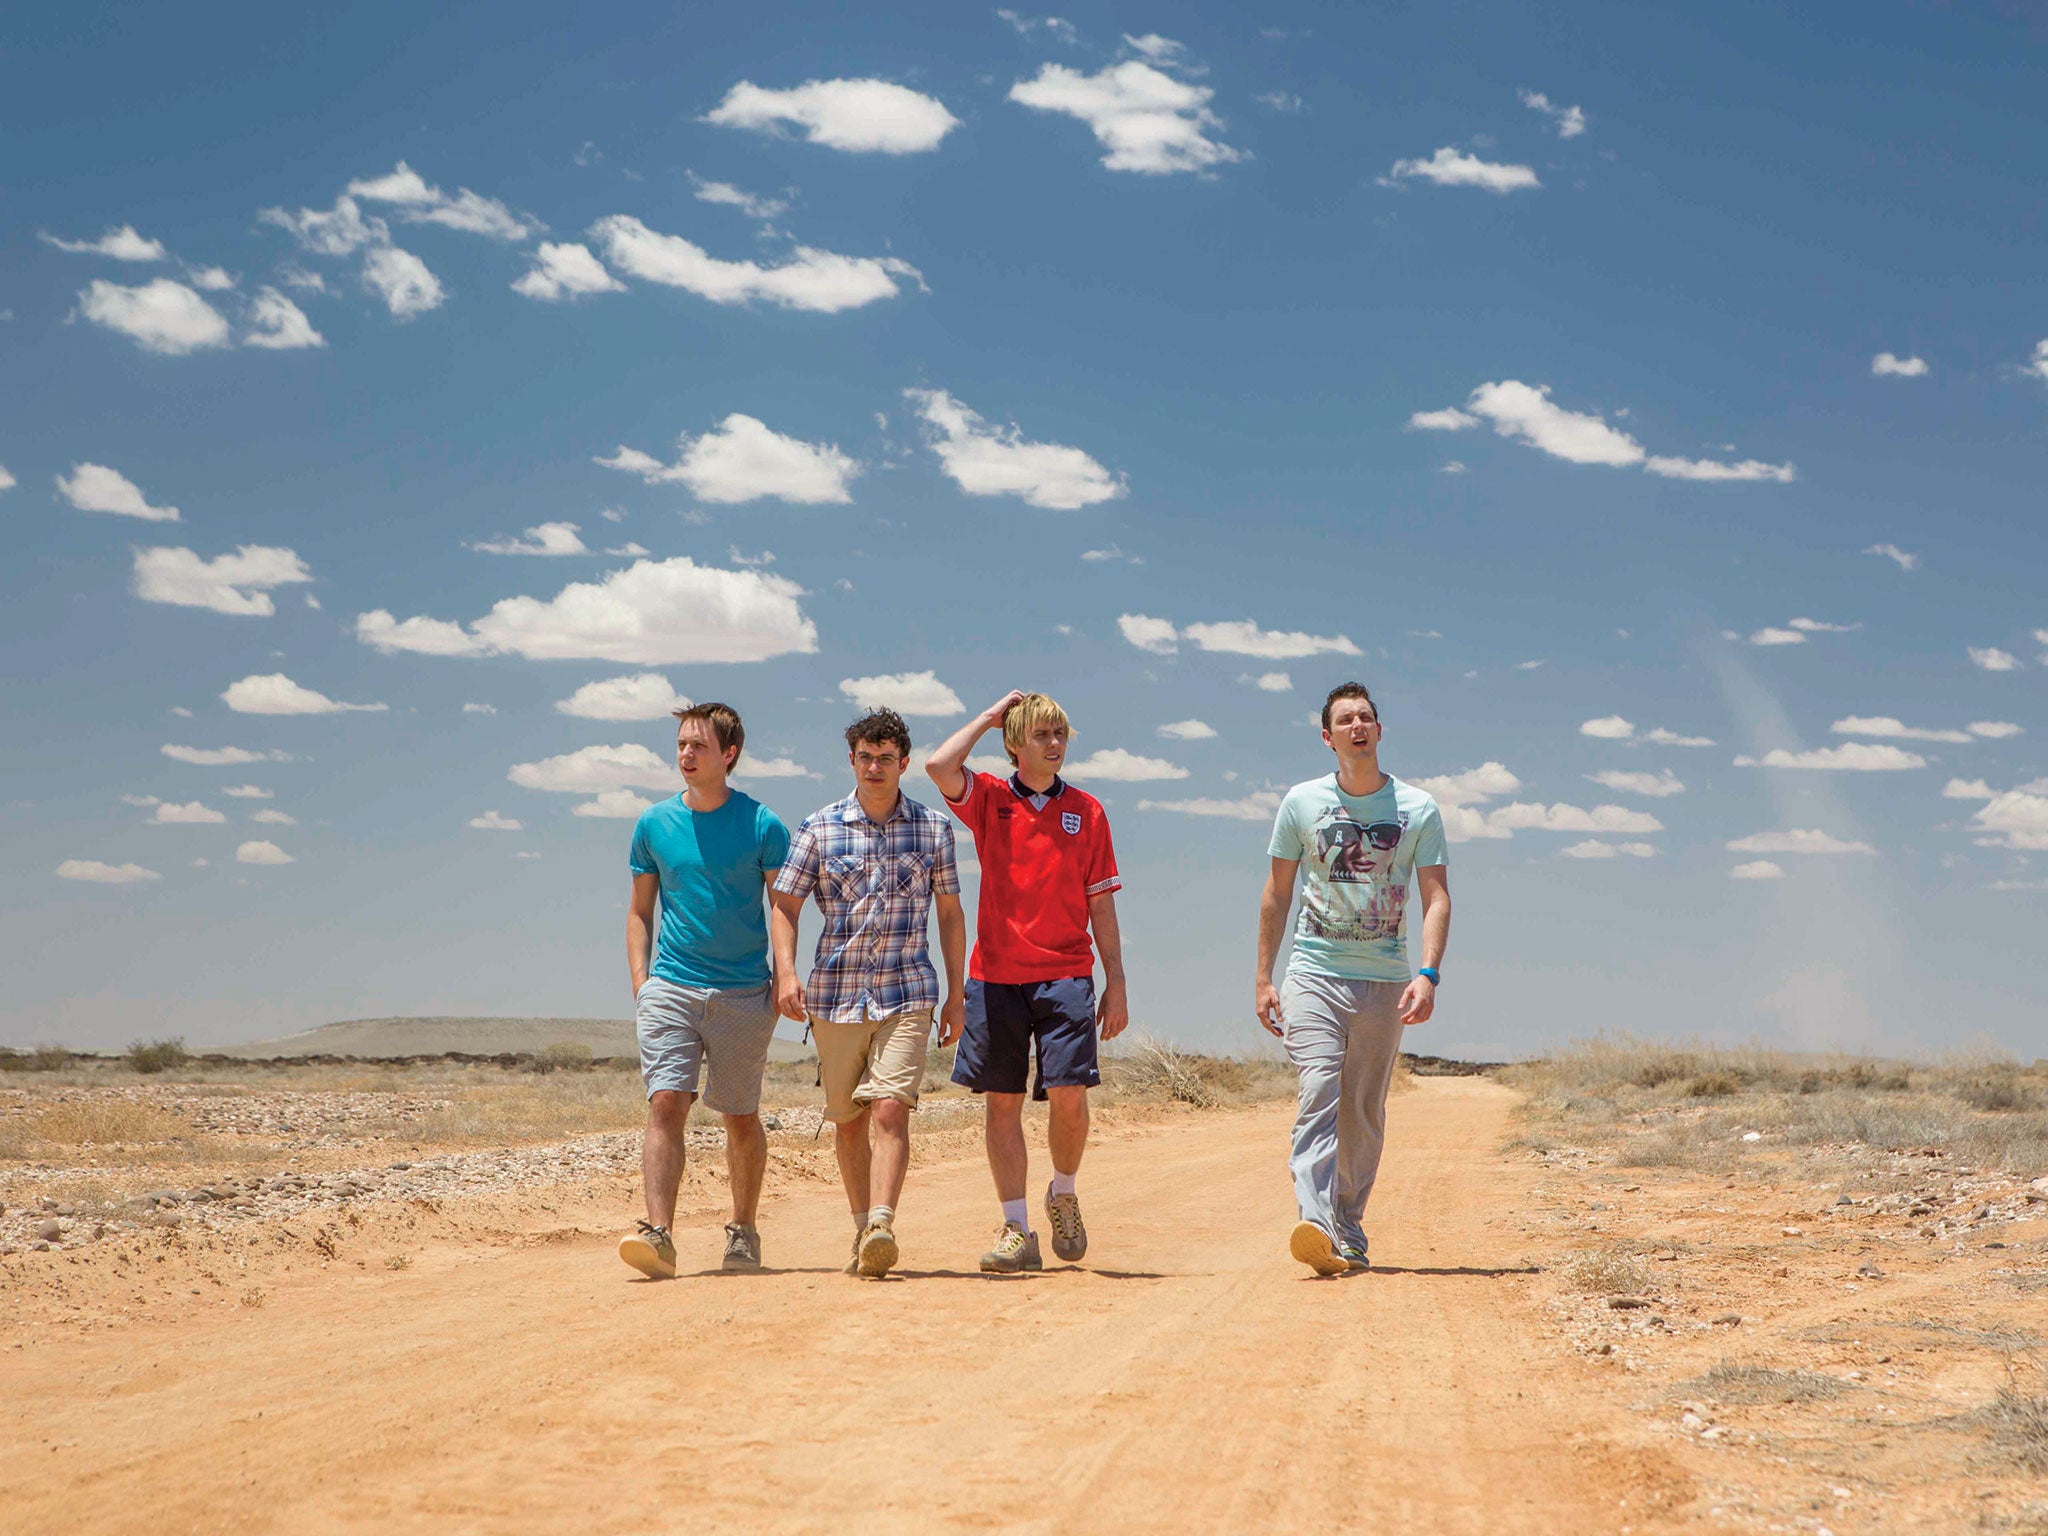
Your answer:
[1321,682,1381,732]
[845,707,911,759]
[672,701,744,765]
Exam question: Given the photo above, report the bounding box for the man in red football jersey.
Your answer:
[925,689,1129,1273]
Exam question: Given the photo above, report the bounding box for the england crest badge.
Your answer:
[1061,811,1082,835]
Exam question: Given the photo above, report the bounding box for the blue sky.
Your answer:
[5,2,2046,1057]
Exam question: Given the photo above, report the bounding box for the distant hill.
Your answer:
[202,1016,814,1062]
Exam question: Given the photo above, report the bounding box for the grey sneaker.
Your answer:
[979,1220,1042,1274]
[857,1218,899,1278]
[843,1231,862,1275]
[1338,1241,1370,1272]
[619,1220,676,1280]
[1044,1183,1087,1263]
[721,1222,762,1270]
[1289,1219,1348,1277]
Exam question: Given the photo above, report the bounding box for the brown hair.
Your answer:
[845,708,912,759]
[1320,682,1380,732]
[672,701,744,766]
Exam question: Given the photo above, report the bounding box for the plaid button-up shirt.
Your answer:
[772,791,962,1023]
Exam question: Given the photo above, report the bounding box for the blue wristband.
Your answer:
[1417,967,1441,985]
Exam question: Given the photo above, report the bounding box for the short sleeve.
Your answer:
[1411,800,1448,869]
[1084,808,1121,897]
[757,808,792,874]
[944,769,992,836]
[772,819,821,897]
[629,811,658,876]
[930,819,962,896]
[1267,791,1304,860]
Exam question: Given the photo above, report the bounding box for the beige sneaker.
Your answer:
[619,1220,676,1280]
[843,1232,862,1276]
[721,1222,762,1270]
[857,1218,899,1278]
[1044,1183,1087,1263]
[980,1220,1042,1274]
[1289,1220,1348,1277]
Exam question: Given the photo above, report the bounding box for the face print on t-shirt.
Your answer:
[1303,804,1411,942]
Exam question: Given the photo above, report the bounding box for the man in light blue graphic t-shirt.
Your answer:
[1254,681,1452,1276]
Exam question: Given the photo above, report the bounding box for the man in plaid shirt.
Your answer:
[770,708,966,1278]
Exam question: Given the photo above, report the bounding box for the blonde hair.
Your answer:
[1002,692,1072,764]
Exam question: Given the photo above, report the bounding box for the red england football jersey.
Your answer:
[944,770,1121,983]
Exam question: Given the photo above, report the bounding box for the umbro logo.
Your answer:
[1061,812,1082,835]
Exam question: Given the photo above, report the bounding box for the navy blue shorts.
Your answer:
[952,977,1100,1100]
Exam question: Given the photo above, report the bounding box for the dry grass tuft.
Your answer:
[125,1037,189,1075]
[372,1072,648,1145]
[1100,1037,1297,1108]
[526,1041,595,1076]
[1974,1388,2048,1473]
[1561,1248,1650,1295]
[1681,1360,1851,1405]
[29,1099,188,1147]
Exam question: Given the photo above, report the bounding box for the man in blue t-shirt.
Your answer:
[1254,682,1452,1276]
[617,702,791,1281]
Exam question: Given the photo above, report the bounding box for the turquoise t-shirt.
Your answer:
[1267,773,1448,983]
[629,790,791,990]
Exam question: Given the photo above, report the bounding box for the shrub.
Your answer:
[31,1099,186,1146]
[1561,1249,1648,1295]
[0,1044,70,1073]
[527,1040,594,1075]
[1682,1361,1849,1405]
[1687,1072,1741,1098]
[126,1037,188,1075]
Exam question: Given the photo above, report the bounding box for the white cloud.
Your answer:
[732,756,815,780]
[249,809,296,826]
[572,789,655,819]
[56,462,180,522]
[138,798,225,824]
[260,195,388,257]
[361,247,444,319]
[1644,727,1715,747]
[357,556,817,664]
[1121,32,1185,62]
[221,673,387,715]
[598,414,860,504]
[187,266,236,291]
[1943,778,1995,800]
[1787,617,1859,633]
[1385,147,1539,194]
[1871,352,1928,378]
[997,11,1079,44]
[839,670,965,716]
[1971,788,2048,851]
[161,744,290,766]
[44,225,168,261]
[1482,802,1662,836]
[1749,627,1806,646]
[1579,715,1634,740]
[1009,61,1244,175]
[1080,544,1140,563]
[1183,620,1360,660]
[1644,455,1798,483]
[1407,407,1479,431]
[242,287,325,349]
[56,859,160,884]
[1562,840,1656,859]
[462,702,496,715]
[1118,613,1179,655]
[2025,340,2048,383]
[510,242,624,302]
[131,545,312,616]
[0,465,13,494]
[1732,743,1924,771]
[1725,829,1877,855]
[280,266,328,292]
[470,521,589,556]
[1864,542,1919,572]
[221,785,272,799]
[1254,672,1292,692]
[1517,89,1586,138]
[555,673,690,722]
[689,175,789,222]
[1136,789,1283,821]
[1412,762,1520,807]
[1970,646,2022,672]
[1157,719,1216,740]
[905,388,1123,509]
[591,214,922,314]
[1254,91,1305,114]
[1829,715,1971,745]
[705,79,959,154]
[1439,460,1468,475]
[468,810,524,831]
[346,162,532,240]
[77,278,230,354]
[511,743,675,795]
[1730,860,1786,880]
[1063,748,1188,781]
[236,840,294,866]
[1969,721,2022,739]
[1587,768,1684,797]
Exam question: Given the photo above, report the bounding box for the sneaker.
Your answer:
[1289,1219,1349,1277]
[843,1232,862,1276]
[979,1220,1042,1274]
[1338,1241,1371,1272]
[857,1218,899,1278]
[1044,1182,1087,1263]
[721,1222,762,1270]
[619,1220,676,1280]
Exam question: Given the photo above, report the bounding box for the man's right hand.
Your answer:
[1255,979,1284,1039]
[775,975,808,1024]
[985,688,1026,723]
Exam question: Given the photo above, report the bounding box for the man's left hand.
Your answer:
[1097,979,1130,1041]
[1397,976,1436,1026]
[937,994,964,1048]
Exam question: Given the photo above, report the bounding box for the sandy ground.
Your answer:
[0,1077,1702,1536]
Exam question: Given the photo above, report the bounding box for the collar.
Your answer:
[1009,772,1066,802]
[840,791,907,825]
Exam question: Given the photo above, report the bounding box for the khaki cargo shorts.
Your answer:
[813,1007,935,1123]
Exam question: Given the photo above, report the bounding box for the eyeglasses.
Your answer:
[853,753,902,769]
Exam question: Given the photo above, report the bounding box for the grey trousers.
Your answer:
[1280,971,1406,1252]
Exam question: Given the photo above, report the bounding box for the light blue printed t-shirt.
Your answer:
[1268,774,1448,983]
[629,790,791,991]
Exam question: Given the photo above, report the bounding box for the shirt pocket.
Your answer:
[892,850,934,897]
[825,853,868,900]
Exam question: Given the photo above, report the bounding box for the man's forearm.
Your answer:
[927,707,999,782]
[937,906,966,996]
[1419,895,1451,970]
[769,902,800,981]
[1255,888,1288,984]
[1088,895,1126,985]
[626,916,653,990]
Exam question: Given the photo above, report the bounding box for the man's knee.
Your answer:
[984,1091,1026,1123]
[834,1103,872,1137]
[869,1096,910,1133]
[648,1089,693,1127]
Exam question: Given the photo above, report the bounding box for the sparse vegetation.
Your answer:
[1560,1248,1649,1296]
[0,1044,71,1073]
[1680,1360,1851,1405]
[1974,1385,2048,1474]
[1100,1036,1299,1108]
[526,1040,595,1075]
[30,1099,187,1147]
[126,1037,189,1075]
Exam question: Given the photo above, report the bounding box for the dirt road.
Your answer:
[2,1079,1686,1534]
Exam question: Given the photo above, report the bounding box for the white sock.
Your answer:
[1001,1197,1030,1232]
[1050,1170,1077,1197]
[868,1204,894,1228]
[852,1208,869,1233]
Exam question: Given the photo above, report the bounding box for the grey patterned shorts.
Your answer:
[634,976,779,1115]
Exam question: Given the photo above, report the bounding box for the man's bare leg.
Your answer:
[834,1106,872,1218]
[869,1098,912,1212]
[1046,1085,1089,1177]
[984,1091,1028,1203]
[723,1111,768,1227]
[642,1089,693,1228]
